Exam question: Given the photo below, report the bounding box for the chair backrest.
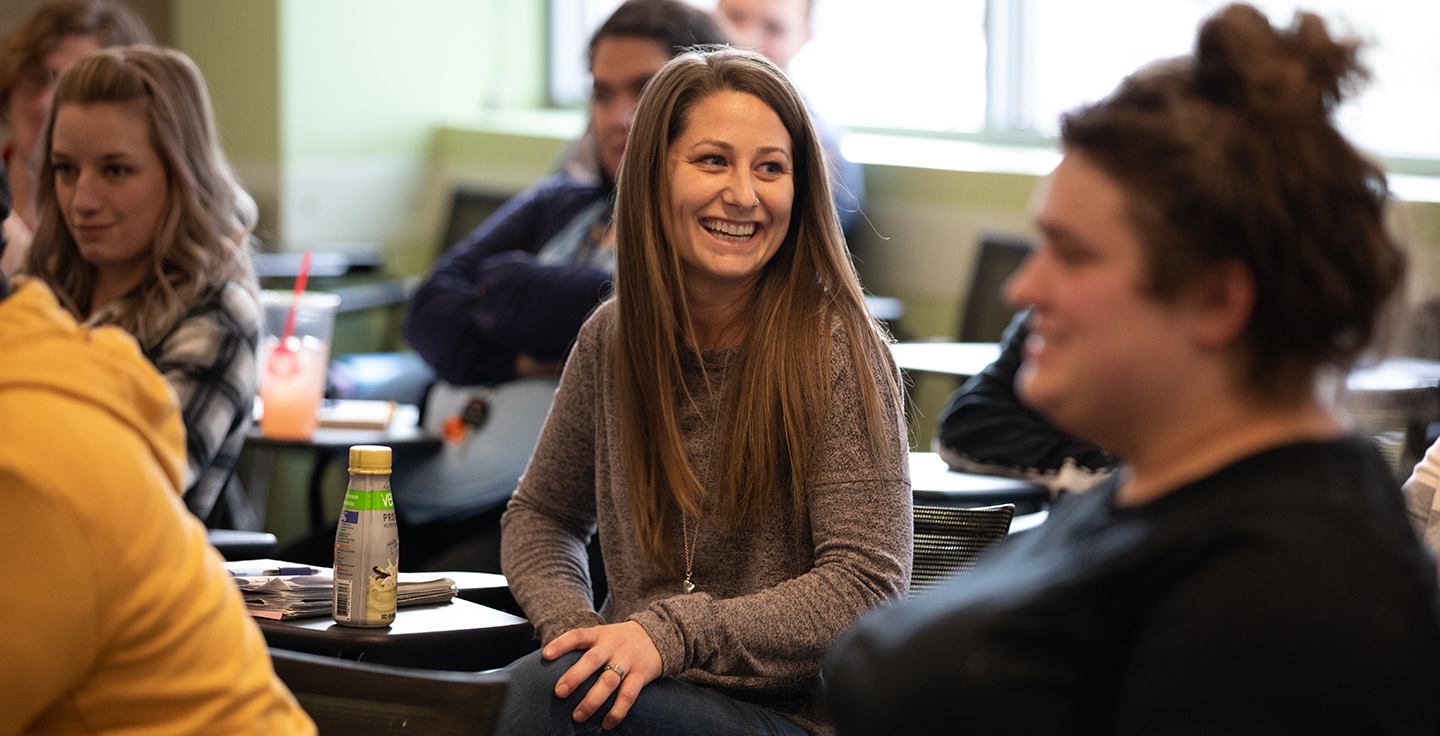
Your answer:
[269,648,508,736]
[910,503,1016,594]
[958,232,1032,343]
[441,188,513,258]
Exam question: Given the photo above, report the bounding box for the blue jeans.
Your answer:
[493,650,809,736]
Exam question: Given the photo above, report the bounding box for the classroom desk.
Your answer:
[243,404,442,529]
[233,559,533,670]
[889,341,1001,380]
[909,451,1050,515]
[1343,358,1440,477]
[257,597,530,656]
[444,570,522,616]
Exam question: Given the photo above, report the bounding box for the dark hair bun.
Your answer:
[1194,3,1364,116]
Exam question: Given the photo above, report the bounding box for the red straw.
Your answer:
[279,250,312,345]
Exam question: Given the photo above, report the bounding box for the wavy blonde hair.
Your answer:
[27,45,256,349]
[614,47,900,570]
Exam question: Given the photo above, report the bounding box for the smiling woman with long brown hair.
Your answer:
[495,47,909,735]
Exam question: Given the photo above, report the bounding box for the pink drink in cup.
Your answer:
[258,291,340,439]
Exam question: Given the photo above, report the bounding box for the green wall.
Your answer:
[174,0,548,261]
[168,0,1440,540]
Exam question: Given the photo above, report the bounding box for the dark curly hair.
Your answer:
[1060,3,1403,401]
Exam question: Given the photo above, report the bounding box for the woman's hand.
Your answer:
[544,620,663,729]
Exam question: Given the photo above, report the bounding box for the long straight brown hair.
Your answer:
[613,47,901,571]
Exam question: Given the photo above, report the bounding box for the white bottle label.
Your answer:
[333,482,398,627]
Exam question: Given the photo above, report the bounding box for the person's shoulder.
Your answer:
[553,299,616,390]
[152,282,260,365]
[530,174,609,203]
[1163,438,1434,590]
[1211,437,1398,516]
[216,281,261,330]
[577,298,617,345]
[0,379,184,506]
[174,282,259,339]
[822,306,895,374]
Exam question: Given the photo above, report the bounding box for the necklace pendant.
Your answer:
[682,577,696,594]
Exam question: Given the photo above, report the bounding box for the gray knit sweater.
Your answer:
[500,301,912,734]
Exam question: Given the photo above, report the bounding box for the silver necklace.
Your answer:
[681,513,697,594]
[679,352,727,595]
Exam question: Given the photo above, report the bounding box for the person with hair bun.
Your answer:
[27,45,261,526]
[826,5,1440,734]
[495,47,909,735]
[0,0,152,276]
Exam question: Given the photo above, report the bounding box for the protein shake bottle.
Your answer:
[333,445,398,627]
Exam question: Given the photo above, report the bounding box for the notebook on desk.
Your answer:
[316,399,397,430]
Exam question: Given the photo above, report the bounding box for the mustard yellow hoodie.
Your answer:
[0,278,314,736]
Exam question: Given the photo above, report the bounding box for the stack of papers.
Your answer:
[235,574,334,620]
[227,565,458,620]
[395,573,461,607]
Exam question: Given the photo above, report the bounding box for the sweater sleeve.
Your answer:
[403,181,613,385]
[499,311,608,642]
[934,308,1114,494]
[1403,437,1440,578]
[630,327,913,688]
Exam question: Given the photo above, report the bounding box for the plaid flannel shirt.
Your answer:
[92,282,259,520]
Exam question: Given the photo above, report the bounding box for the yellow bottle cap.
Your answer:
[348,445,392,474]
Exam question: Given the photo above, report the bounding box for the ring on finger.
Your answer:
[601,663,626,680]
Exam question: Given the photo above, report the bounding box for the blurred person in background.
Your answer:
[0,0,151,276]
[715,0,865,237]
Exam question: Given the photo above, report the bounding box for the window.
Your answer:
[551,0,1440,162]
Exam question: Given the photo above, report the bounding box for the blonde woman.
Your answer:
[497,48,909,735]
[27,46,259,525]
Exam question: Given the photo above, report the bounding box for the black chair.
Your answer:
[958,232,1031,343]
[910,503,1015,594]
[269,647,508,736]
